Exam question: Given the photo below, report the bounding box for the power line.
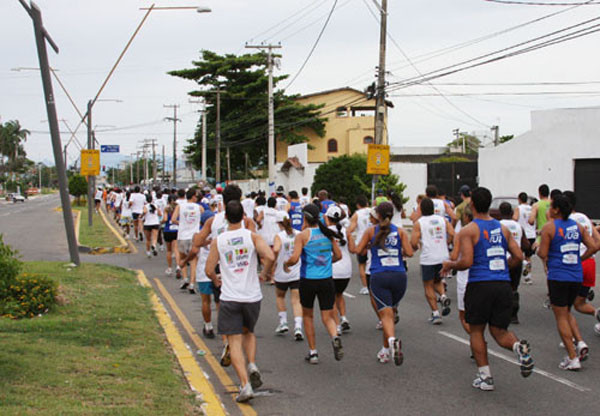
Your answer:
[484,0,600,5]
[284,0,339,90]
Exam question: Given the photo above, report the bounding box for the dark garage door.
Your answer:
[427,162,478,202]
[574,159,600,220]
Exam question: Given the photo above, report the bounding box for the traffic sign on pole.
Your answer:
[367,144,390,175]
[80,149,100,176]
[100,145,120,153]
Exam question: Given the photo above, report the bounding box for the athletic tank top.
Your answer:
[274,197,287,211]
[274,230,300,283]
[211,212,228,238]
[261,207,279,246]
[369,224,406,275]
[178,201,201,240]
[300,228,333,280]
[500,219,523,250]
[536,200,550,231]
[570,212,594,257]
[469,219,509,283]
[300,195,310,207]
[417,215,449,265]
[547,219,583,282]
[320,200,335,214]
[217,228,262,302]
[433,199,446,217]
[355,208,371,245]
[163,211,178,233]
[329,226,352,279]
[391,207,403,228]
[289,201,304,231]
[121,200,132,217]
[143,203,160,226]
[518,203,536,239]
[195,246,211,283]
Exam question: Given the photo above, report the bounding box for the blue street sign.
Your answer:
[100,145,120,153]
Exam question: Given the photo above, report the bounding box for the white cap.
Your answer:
[201,197,210,205]
[276,210,289,222]
[369,208,378,219]
[325,204,343,219]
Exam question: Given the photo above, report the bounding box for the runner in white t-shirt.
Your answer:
[205,200,274,403]
[272,211,304,340]
[410,197,455,325]
[513,192,537,283]
[172,189,202,293]
[129,186,147,241]
[300,187,311,208]
[142,193,162,258]
[348,195,371,295]
[450,206,474,338]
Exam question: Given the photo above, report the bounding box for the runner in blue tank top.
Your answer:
[356,202,413,365]
[538,194,597,371]
[442,187,534,391]
[284,203,344,364]
[288,191,304,231]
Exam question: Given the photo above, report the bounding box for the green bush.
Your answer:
[0,235,21,296]
[1,273,58,319]
[68,174,88,204]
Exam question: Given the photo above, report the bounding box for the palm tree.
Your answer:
[0,120,30,176]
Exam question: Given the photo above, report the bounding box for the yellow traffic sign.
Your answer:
[367,144,390,175]
[80,149,100,176]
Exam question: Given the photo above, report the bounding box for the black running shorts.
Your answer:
[333,278,350,294]
[465,281,512,329]
[299,278,335,310]
[275,280,300,292]
[548,280,581,308]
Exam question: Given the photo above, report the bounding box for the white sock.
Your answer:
[478,365,491,378]
[512,341,521,354]
[278,311,287,324]
[294,316,303,329]
[204,322,212,330]
[382,346,390,355]
[310,349,318,355]
[341,315,347,322]
[388,337,395,348]
[432,310,440,317]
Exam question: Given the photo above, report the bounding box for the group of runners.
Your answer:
[99,181,600,401]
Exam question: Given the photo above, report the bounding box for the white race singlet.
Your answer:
[177,201,201,240]
[418,214,449,265]
[518,203,536,239]
[274,230,300,282]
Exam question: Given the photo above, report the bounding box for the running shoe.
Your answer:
[340,319,351,333]
[165,267,172,276]
[594,323,600,336]
[359,286,370,295]
[188,286,196,294]
[576,340,589,362]
[305,352,319,365]
[375,320,383,330]
[439,295,451,317]
[179,281,189,290]
[472,375,495,391]
[559,356,581,371]
[146,251,152,258]
[151,245,158,256]
[294,327,304,341]
[175,267,182,280]
[220,343,231,367]
[159,244,165,252]
[236,382,254,403]
[332,337,344,361]
[391,338,403,366]
[543,296,551,309]
[275,322,289,335]
[248,363,263,389]
[428,314,442,325]
[203,327,215,339]
[523,276,532,285]
[377,348,390,364]
[523,261,532,277]
[588,289,595,302]
[516,340,534,378]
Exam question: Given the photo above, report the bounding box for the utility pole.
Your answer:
[130,153,135,184]
[164,104,180,186]
[86,100,94,226]
[143,138,158,183]
[374,0,388,146]
[162,145,166,184]
[38,163,42,190]
[215,87,222,184]
[190,98,209,181]
[245,43,282,193]
[491,125,499,147]
[19,0,80,265]
[226,146,231,182]
[136,150,141,184]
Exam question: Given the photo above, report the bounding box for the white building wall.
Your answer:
[390,162,428,208]
[479,107,600,197]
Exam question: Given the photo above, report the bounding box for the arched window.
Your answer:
[363,136,374,144]
[327,139,338,153]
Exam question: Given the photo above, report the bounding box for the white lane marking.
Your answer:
[343,291,356,299]
[438,330,591,392]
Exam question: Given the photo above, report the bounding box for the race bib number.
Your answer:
[381,257,400,267]
[489,259,505,271]
[560,243,579,253]
[487,247,505,257]
[562,254,578,265]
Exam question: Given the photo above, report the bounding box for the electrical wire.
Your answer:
[484,0,600,5]
[283,0,339,90]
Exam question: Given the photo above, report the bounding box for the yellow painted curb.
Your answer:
[135,271,226,416]
[100,206,138,254]
[74,209,81,245]
[154,278,257,416]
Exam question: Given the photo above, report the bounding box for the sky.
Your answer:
[2,0,600,168]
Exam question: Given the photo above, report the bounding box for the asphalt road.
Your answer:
[3,194,600,416]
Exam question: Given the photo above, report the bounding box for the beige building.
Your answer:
[276,87,392,163]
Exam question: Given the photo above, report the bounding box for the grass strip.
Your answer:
[74,207,121,248]
[0,262,201,415]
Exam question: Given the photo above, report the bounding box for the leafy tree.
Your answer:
[446,133,481,155]
[312,154,371,211]
[499,135,514,144]
[68,174,88,204]
[169,51,326,179]
[0,120,30,175]
[375,174,409,205]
